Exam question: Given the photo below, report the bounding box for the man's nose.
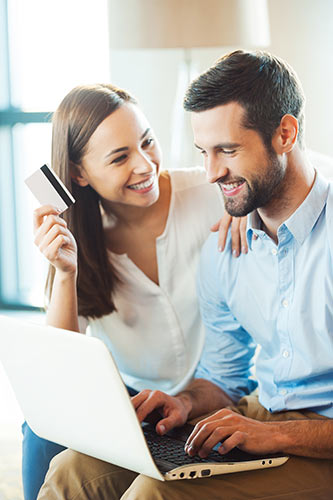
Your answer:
[206,156,228,184]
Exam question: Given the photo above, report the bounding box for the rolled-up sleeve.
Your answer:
[194,235,257,402]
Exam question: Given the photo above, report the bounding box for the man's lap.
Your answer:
[37,396,333,500]
[123,455,332,500]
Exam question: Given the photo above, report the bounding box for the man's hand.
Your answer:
[184,409,282,458]
[132,390,191,435]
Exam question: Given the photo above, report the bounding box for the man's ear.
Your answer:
[70,162,89,187]
[271,114,298,154]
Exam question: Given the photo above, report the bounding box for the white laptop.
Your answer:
[0,315,288,481]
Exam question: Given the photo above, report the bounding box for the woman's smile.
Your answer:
[127,174,157,193]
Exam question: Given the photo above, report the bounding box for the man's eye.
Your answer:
[222,149,236,155]
[112,154,127,164]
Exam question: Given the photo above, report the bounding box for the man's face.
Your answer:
[191,102,286,216]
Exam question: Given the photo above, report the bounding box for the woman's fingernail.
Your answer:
[242,246,247,254]
[218,246,223,252]
[232,249,239,258]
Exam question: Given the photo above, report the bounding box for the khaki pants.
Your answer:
[37,396,333,500]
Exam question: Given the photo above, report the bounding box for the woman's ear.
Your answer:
[271,114,298,155]
[70,162,89,187]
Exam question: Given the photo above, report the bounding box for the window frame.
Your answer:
[0,0,50,310]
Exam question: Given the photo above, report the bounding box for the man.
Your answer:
[38,51,333,499]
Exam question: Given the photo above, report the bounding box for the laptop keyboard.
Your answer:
[143,426,244,465]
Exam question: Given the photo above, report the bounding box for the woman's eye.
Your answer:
[142,137,154,148]
[111,154,127,164]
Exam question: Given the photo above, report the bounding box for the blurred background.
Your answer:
[0,0,333,498]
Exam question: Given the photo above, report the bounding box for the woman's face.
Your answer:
[75,103,162,210]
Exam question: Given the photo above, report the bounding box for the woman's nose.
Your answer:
[132,153,155,175]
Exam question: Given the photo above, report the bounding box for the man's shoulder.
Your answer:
[200,230,233,271]
[325,183,333,253]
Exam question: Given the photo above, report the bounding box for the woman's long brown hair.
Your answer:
[45,84,137,318]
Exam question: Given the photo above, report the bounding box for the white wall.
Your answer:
[268,0,333,157]
[109,0,333,169]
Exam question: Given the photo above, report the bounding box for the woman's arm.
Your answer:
[33,205,80,332]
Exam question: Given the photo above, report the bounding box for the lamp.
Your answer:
[109,0,270,49]
[108,0,270,166]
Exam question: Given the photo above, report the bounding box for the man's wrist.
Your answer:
[267,421,295,453]
[176,391,194,419]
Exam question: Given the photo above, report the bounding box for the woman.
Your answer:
[24,83,247,500]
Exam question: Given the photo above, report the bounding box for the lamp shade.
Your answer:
[108,0,270,49]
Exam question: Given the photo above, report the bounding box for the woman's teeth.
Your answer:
[128,177,154,190]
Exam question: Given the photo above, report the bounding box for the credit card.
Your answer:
[25,164,75,213]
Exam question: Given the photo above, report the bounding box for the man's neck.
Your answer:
[257,148,316,244]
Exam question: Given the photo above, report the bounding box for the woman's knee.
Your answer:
[46,449,111,484]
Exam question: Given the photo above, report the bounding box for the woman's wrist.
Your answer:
[54,267,77,283]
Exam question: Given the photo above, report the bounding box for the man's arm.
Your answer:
[177,378,236,420]
[132,378,235,435]
[184,408,333,459]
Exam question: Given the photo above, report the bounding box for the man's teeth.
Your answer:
[222,182,243,191]
[128,177,154,190]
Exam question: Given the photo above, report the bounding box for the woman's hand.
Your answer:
[33,205,77,275]
[211,214,248,257]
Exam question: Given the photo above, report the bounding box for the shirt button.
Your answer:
[282,350,290,358]
[282,299,289,308]
[280,389,287,396]
[271,248,277,255]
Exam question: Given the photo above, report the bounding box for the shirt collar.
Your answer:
[246,170,330,249]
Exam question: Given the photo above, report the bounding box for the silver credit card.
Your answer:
[25,164,75,214]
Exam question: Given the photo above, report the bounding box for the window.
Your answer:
[0,0,110,308]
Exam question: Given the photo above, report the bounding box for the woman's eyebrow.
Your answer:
[105,146,128,159]
[141,128,150,140]
[104,128,151,160]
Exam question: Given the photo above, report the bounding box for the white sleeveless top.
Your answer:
[84,167,224,394]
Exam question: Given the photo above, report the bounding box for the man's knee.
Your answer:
[122,474,169,500]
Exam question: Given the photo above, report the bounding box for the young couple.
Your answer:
[29,50,333,500]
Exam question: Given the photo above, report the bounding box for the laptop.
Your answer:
[0,315,288,481]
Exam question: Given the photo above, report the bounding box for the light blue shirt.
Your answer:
[195,172,333,417]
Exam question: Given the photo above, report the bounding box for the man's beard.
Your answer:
[220,150,286,217]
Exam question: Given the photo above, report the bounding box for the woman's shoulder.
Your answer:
[167,166,211,192]
[166,167,224,219]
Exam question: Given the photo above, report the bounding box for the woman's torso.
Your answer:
[86,167,224,394]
